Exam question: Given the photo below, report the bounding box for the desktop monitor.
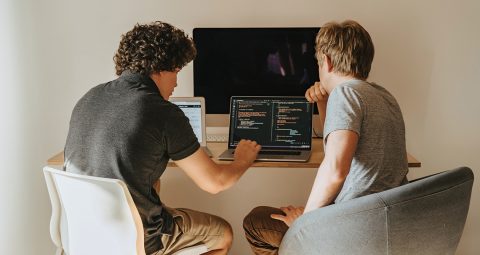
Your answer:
[193,27,320,115]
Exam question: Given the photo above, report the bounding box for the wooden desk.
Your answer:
[47,139,420,255]
[48,138,421,167]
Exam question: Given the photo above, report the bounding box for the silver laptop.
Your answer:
[169,97,213,157]
[218,96,313,162]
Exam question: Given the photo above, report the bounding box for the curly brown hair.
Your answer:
[114,21,196,76]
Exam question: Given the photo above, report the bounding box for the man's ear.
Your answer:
[150,71,161,79]
[325,55,334,72]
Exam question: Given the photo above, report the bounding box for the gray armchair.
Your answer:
[279,167,474,255]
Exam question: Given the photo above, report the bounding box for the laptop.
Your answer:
[218,96,313,162]
[169,97,213,157]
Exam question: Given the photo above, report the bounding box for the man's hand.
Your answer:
[305,81,328,103]
[233,139,261,168]
[270,206,305,227]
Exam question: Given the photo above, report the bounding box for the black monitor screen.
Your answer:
[193,28,320,114]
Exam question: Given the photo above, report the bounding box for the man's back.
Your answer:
[324,79,408,203]
[64,71,197,186]
[64,71,200,253]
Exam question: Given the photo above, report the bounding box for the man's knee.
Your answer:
[221,218,233,245]
[243,206,277,231]
[213,216,233,249]
[243,206,287,252]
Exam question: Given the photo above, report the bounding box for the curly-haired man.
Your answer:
[243,20,408,254]
[64,21,260,255]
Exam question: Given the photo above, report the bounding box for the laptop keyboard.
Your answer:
[258,150,302,155]
[230,150,301,155]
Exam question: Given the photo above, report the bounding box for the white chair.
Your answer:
[43,166,208,255]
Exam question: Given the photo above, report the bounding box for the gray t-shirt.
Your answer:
[64,71,199,254]
[323,79,408,203]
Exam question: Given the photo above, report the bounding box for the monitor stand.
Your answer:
[206,114,229,142]
[206,114,229,127]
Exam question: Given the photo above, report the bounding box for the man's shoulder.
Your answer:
[335,80,375,95]
[335,80,399,104]
[328,81,367,109]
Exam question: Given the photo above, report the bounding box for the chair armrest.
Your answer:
[279,194,388,255]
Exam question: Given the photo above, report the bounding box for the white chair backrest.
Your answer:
[43,166,145,255]
[43,167,63,255]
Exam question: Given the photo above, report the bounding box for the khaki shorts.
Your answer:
[155,207,230,255]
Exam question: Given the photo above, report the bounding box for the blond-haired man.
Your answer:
[243,20,408,255]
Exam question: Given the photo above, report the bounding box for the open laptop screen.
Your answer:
[228,96,313,150]
[171,100,203,144]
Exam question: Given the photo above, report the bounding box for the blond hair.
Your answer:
[315,20,374,80]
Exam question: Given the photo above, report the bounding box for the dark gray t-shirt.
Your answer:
[64,71,199,254]
[323,79,408,203]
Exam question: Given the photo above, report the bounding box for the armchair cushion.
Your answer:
[279,167,474,255]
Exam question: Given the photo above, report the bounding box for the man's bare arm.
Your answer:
[174,139,260,194]
[304,130,358,213]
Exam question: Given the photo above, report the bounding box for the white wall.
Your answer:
[1,0,479,254]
